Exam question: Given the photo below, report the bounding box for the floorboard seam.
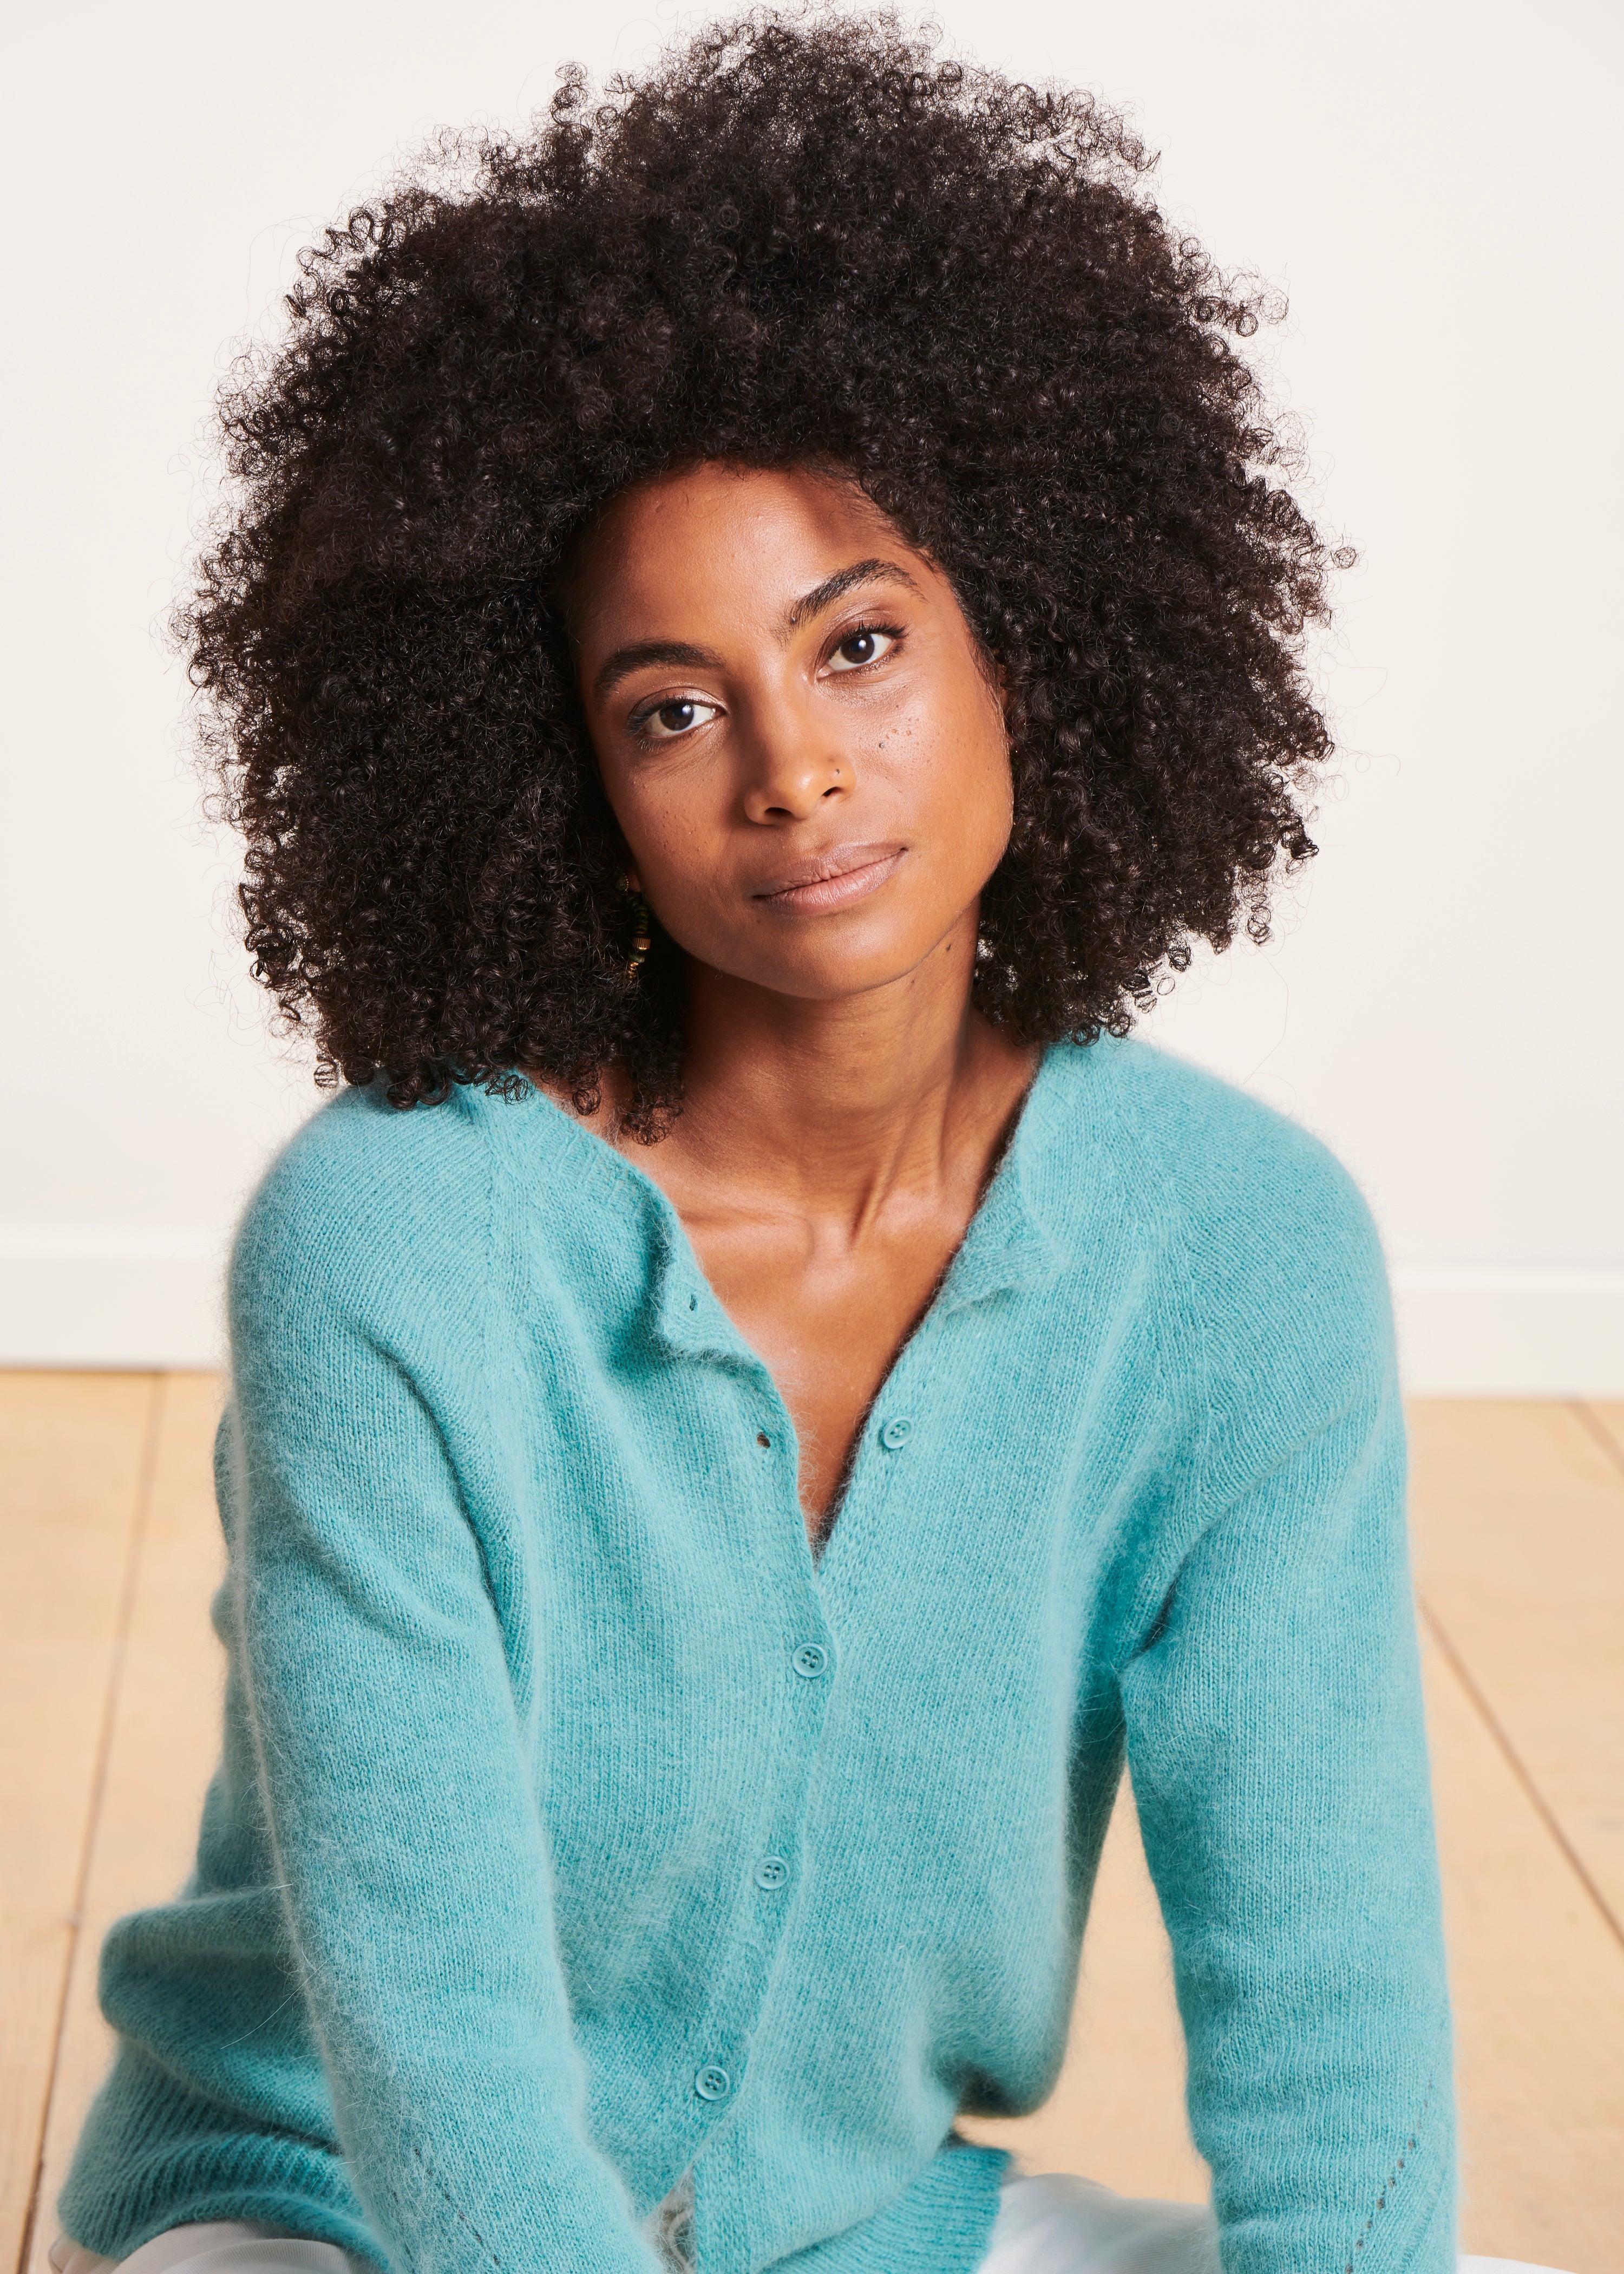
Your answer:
[16,1376,167,2274]
[1570,1397,1624,1485]
[1419,1594,1624,1957]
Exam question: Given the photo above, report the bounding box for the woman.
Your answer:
[55,14,1514,2274]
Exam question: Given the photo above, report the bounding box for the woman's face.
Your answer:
[569,461,1013,1005]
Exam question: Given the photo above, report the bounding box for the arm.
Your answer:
[227,1225,660,2274]
[1120,1353,1456,2274]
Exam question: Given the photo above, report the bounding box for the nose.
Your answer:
[738,690,848,825]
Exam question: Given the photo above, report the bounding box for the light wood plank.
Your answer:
[25,1377,226,2273]
[0,1374,156,2274]
[958,1781,1208,2199]
[1423,1626,1624,2272]
[1408,1400,1624,1936]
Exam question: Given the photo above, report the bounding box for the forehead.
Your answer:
[567,462,923,642]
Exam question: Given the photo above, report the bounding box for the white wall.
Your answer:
[3,0,1620,1387]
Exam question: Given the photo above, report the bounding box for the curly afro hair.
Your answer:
[184,5,1344,1123]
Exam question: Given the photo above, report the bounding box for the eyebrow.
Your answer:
[782,556,924,630]
[590,557,924,705]
[592,640,717,705]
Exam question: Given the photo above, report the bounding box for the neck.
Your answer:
[668,911,1035,1227]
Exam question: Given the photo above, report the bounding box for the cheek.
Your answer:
[601,757,726,902]
[901,675,1012,860]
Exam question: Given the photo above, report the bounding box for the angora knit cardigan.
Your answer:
[61,1037,1456,2274]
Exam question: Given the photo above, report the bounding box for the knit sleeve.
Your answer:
[1117,1207,1456,2274]
[224,1179,661,2274]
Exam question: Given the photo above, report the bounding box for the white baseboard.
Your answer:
[0,1230,227,1370]
[1,1235,1621,1394]
[1389,1269,1624,1397]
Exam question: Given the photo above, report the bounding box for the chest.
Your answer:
[682,1207,977,1537]
[495,1277,1144,1867]
[482,1308,1144,2100]
[481,1199,1181,1971]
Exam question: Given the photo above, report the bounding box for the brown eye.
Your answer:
[826,626,898,674]
[637,696,721,742]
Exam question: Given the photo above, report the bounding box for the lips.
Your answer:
[751,841,906,914]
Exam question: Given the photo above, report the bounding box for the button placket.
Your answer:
[641,1302,834,2152]
[674,1567,827,2141]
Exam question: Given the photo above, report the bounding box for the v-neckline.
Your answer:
[507,1043,1070,1559]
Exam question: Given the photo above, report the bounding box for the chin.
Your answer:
[740,935,958,1003]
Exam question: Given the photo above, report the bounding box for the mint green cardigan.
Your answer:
[61,1038,1455,2274]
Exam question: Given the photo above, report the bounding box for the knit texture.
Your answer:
[61,1037,1456,2274]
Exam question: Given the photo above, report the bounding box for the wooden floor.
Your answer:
[3,1381,1621,2274]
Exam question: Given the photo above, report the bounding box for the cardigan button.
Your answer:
[754,1855,790,1890]
[878,1415,913,1450]
[791,1643,829,1678]
[694,2064,732,2101]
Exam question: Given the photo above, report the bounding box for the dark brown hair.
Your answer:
[184,7,1343,1123]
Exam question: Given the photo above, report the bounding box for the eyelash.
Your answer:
[626,618,905,742]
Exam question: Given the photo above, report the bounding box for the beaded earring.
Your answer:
[622,875,652,976]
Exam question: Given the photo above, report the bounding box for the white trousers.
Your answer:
[50,2183,1573,2274]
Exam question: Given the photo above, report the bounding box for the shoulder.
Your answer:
[1042,1037,1394,1432]
[1073,1037,1380,1254]
[228,1079,498,1343]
